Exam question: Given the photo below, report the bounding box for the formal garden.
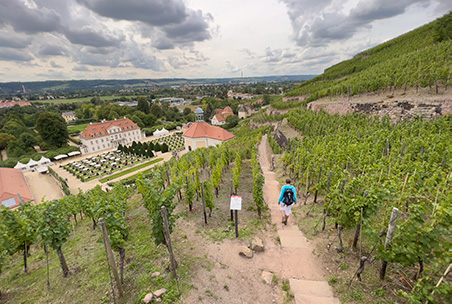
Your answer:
[148,133,185,151]
[61,135,185,182]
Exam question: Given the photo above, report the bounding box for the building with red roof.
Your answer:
[183,122,235,151]
[79,118,145,154]
[212,106,234,126]
[0,168,34,209]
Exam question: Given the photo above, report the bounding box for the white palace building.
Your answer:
[79,118,145,154]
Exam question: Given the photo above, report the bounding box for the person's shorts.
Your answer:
[279,202,294,215]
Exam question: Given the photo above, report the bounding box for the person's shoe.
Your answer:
[283,218,288,225]
[282,216,285,223]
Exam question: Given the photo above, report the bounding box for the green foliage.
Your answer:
[284,108,451,302]
[203,178,215,214]
[287,12,452,100]
[35,112,69,148]
[232,152,242,194]
[0,133,16,149]
[251,147,265,217]
[137,97,150,114]
[38,200,71,251]
[267,131,282,154]
[136,172,182,246]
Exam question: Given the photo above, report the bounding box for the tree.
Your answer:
[137,97,150,114]
[161,143,169,153]
[18,133,37,149]
[183,107,192,116]
[0,133,16,150]
[263,94,271,105]
[2,119,33,139]
[225,115,240,129]
[150,104,163,118]
[35,113,68,148]
[154,142,161,152]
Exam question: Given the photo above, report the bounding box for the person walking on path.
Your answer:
[278,178,297,225]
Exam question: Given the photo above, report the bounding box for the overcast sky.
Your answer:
[0,0,450,82]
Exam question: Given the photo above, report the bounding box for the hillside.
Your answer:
[287,12,452,102]
[0,75,315,95]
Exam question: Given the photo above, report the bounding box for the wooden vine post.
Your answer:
[380,207,401,280]
[99,218,123,297]
[160,206,178,279]
[201,182,207,225]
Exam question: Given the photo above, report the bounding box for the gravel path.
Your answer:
[259,134,340,304]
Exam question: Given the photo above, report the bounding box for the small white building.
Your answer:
[79,118,145,155]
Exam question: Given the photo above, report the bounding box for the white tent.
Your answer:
[27,159,39,168]
[153,128,169,137]
[14,162,27,170]
[37,166,49,173]
[38,156,51,166]
[54,154,68,160]
[68,151,81,157]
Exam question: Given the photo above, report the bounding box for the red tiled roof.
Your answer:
[214,114,226,122]
[80,118,139,140]
[0,168,34,209]
[215,106,233,115]
[183,122,235,141]
[0,101,31,108]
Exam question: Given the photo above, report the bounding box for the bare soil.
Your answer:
[182,135,336,303]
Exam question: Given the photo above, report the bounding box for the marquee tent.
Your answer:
[14,162,27,170]
[153,128,169,137]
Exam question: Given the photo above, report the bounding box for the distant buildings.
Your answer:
[227,90,253,100]
[79,118,145,154]
[160,97,185,104]
[0,99,31,108]
[211,106,234,126]
[183,107,235,151]
[114,101,138,107]
[0,168,34,209]
[62,111,77,123]
[238,104,255,119]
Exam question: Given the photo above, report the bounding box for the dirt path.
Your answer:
[183,137,340,303]
[259,134,340,304]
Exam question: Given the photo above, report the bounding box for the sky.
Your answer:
[0,0,450,82]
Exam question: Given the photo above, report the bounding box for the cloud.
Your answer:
[224,61,241,74]
[280,0,435,47]
[77,0,212,49]
[72,65,91,71]
[50,61,63,68]
[0,47,34,61]
[76,0,187,26]
[0,0,61,34]
[0,30,32,49]
[238,48,256,58]
[64,26,123,47]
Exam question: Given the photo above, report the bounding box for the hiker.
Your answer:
[278,178,297,225]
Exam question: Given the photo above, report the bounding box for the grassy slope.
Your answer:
[286,12,452,101]
[0,159,265,303]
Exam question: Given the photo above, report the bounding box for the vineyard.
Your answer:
[1,12,451,304]
[0,121,272,303]
[287,13,452,102]
[278,108,451,303]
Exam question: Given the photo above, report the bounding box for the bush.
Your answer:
[69,136,81,145]
[161,143,169,153]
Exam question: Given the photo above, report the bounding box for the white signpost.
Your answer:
[230,196,242,237]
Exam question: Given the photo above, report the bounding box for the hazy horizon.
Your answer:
[0,0,450,82]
